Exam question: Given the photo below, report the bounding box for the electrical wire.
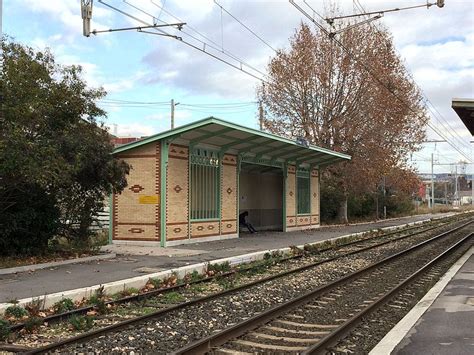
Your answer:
[290,0,472,163]
[214,0,278,53]
[352,0,472,159]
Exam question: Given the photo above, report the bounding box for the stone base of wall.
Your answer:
[113,240,161,247]
[166,233,238,247]
[286,224,320,232]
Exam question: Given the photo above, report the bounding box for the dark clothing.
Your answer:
[239,211,257,233]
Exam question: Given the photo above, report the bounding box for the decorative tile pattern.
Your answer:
[129,184,145,193]
[197,226,204,231]
[208,225,215,230]
[173,227,182,233]
[128,228,144,234]
[222,155,237,166]
[174,185,183,193]
[226,187,233,194]
[289,191,294,197]
[313,192,317,198]
[226,223,232,228]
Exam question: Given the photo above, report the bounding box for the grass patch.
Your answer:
[119,287,139,297]
[160,291,185,304]
[189,284,207,294]
[69,315,94,331]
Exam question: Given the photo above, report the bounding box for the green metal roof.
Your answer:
[452,98,474,136]
[113,117,351,167]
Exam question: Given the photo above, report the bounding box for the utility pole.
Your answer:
[259,101,263,130]
[431,152,435,209]
[471,141,474,206]
[445,181,448,205]
[383,176,386,219]
[171,99,175,129]
[454,164,458,206]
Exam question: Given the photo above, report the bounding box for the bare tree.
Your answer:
[258,22,427,223]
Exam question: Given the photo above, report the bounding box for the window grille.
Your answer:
[297,169,310,214]
[190,149,220,220]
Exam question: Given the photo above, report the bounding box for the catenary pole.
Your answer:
[431,152,435,209]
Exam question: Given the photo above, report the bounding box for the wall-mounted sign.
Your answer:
[139,195,159,204]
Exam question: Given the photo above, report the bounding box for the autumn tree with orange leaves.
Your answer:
[258,22,427,222]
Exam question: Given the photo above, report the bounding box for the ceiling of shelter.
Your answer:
[452,99,474,136]
[114,117,351,167]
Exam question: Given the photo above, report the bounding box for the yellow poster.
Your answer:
[139,195,159,204]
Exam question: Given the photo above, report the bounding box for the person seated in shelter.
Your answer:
[239,211,257,233]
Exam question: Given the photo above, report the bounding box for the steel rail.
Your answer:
[8,215,454,333]
[21,218,472,354]
[304,232,473,354]
[171,222,473,354]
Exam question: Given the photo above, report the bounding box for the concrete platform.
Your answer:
[0,213,452,303]
[371,246,474,355]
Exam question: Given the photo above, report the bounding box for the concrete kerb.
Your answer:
[0,215,449,315]
[0,253,117,276]
[369,245,474,355]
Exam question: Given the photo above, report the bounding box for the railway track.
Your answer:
[2,215,471,353]
[173,224,473,354]
[4,214,456,336]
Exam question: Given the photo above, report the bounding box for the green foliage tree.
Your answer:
[0,39,129,255]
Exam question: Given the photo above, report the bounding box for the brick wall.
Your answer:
[285,165,297,228]
[113,142,160,241]
[166,144,189,241]
[311,169,320,225]
[221,154,238,235]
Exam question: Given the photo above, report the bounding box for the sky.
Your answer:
[2,0,474,175]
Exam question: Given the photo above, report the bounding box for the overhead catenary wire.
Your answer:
[94,0,314,126]
[352,0,472,158]
[95,0,470,162]
[290,0,472,163]
[213,0,278,53]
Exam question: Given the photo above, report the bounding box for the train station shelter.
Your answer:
[110,117,351,246]
[452,98,474,135]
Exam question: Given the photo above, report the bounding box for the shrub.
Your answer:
[207,261,231,274]
[53,298,75,313]
[148,278,162,289]
[0,319,10,341]
[88,286,107,314]
[5,305,28,319]
[24,317,42,333]
[26,298,44,317]
[119,287,139,297]
[184,270,204,283]
[0,184,60,256]
[69,315,94,331]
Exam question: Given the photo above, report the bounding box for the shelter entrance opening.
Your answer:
[239,163,283,233]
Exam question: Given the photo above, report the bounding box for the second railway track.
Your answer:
[174,220,473,354]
